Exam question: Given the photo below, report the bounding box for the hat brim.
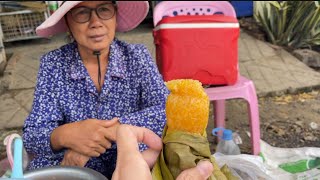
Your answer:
[36,1,149,37]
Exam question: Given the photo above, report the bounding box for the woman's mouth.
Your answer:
[89,34,105,42]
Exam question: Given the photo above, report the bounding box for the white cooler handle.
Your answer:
[153,1,237,27]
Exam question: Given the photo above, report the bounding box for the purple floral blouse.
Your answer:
[23,38,169,178]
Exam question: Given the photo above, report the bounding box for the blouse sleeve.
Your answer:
[23,53,64,158]
[119,45,169,139]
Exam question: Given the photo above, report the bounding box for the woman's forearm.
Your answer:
[50,124,68,151]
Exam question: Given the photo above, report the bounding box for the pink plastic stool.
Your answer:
[205,76,260,155]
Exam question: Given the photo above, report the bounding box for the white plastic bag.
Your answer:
[213,152,273,180]
[260,140,320,180]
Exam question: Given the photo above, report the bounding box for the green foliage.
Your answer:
[254,1,320,49]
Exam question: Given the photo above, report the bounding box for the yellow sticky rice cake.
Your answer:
[165,79,209,135]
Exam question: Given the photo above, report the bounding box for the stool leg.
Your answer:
[214,100,226,143]
[214,100,226,128]
[247,98,260,155]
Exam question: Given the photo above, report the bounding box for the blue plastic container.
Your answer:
[230,1,253,17]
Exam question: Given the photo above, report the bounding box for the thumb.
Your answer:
[100,117,119,127]
[196,161,213,179]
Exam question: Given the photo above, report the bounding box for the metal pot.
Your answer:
[24,166,108,180]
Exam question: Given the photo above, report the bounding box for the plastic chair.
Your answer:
[153,1,260,155]
[205,76,260,155]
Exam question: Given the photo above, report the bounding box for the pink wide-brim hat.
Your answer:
[36,1,149,37]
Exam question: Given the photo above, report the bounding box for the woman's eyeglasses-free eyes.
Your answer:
[69,3,116,23]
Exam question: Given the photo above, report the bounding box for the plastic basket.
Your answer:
[0,10,47,42]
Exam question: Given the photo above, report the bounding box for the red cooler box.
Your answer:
[153,15,240,85]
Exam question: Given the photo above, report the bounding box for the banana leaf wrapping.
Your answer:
[151,127,228,180]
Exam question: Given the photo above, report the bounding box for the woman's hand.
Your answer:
[51,117,120,157]
[61,149,90,167]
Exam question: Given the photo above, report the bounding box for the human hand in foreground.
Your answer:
[112,125,162,180]
[176,160,213,180]
[61,149,90,167]
[112,125,213,180]
[51,117,120,157]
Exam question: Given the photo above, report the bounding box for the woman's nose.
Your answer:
[89,10,103,28]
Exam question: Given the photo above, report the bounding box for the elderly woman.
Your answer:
[23,1,169,178]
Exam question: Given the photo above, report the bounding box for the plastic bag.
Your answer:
[213,152,273,180]
[260,140,320,180]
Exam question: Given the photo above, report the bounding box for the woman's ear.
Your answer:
[63,16,74,42]
[67,31,72,38]
[65,31,74,43]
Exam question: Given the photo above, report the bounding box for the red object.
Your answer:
[153,15,240,85]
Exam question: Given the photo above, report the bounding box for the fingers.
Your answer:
[196,161,213,179]
[116,125,140,154]
[61,150,90,167]
[89,136,112,156]
[124,125,162,151]
[61,158,75,166]
[61,118,118,158]
[81,147,100,157]
[116,125,162,168]
[99,117,119,128]
[141,148,161,168]
[113,125,161,180]
[93,144,107,155]
[176,160,213,180]
[61,158,67,166]
[99,139,112,150]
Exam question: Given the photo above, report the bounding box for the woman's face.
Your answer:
[66,1,116,53]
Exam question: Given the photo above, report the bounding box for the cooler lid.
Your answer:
[154,15,239,31]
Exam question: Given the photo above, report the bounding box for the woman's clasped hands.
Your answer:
[50,117,120,166]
